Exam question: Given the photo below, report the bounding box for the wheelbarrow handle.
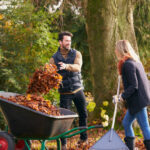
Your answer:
[61,125,103,139]
[77,126,88,130]
[93,125,103,128]
[77,125,103,130]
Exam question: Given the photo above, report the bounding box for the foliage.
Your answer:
[86,92,109,127]
[0,0,59,129]
[100,101,109,127]
[0,0,58,93]
[134,0,150,72]
[43,89,60,106]
[87,101,96,112]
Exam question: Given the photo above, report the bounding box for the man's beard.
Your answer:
[62,45,70,51]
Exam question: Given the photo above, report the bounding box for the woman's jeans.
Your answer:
[122,107,150,140]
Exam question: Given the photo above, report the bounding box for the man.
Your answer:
[49,31,88,150]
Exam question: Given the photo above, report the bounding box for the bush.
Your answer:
[0,0,59,129]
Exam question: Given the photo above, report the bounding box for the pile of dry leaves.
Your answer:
[0,94,60,116]
[27,64,62,94]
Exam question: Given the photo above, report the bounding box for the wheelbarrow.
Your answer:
[0,91,103,150]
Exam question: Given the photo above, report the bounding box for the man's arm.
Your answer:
[65,51,82,72]
[51,51,82,72]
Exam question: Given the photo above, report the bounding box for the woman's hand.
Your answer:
[112,94,123,104]
[112,95,119,104]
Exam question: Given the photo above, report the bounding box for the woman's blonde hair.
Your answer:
[115,40,140,62]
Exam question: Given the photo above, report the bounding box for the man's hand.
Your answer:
[58,62,67,70]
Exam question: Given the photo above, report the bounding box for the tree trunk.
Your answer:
[84,0,138,118]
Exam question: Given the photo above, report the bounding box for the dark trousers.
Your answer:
[60,90,88,145]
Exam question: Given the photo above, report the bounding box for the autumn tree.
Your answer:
[0,0,58,93]
[84,0,139,117]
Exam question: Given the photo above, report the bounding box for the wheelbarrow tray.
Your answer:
[0,97,78,139]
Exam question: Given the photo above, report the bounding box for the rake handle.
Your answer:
[109,76,121,142]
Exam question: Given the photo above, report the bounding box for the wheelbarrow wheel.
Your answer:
[15,140,31,150]
[0,131,15,150]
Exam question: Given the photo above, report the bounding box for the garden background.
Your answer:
[0,0,150,149]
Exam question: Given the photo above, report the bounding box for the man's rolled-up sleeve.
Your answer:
[66,51,82,72]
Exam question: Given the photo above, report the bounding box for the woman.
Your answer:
[114,40,150,150]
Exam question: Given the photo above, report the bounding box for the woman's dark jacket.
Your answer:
[121,59,150,115]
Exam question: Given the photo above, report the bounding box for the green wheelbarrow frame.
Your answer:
[22,125,103,150]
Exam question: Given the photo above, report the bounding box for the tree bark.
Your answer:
[84,0,138,118]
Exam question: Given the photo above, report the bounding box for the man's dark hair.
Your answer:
[58,31,73,41]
